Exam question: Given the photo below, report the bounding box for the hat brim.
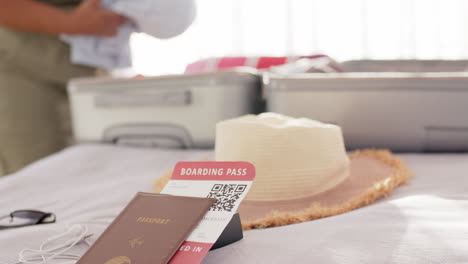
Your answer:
[153,149,412,230]
[238,149,412,230]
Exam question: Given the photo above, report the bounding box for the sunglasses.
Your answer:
[0,210,56,230]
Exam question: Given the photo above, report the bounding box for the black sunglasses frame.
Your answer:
[0,210,56,230]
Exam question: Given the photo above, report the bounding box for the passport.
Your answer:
[77,192,215,264]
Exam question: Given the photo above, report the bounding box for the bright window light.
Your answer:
[131,0,468,76]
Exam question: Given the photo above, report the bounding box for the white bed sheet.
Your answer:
[0,144,467,264]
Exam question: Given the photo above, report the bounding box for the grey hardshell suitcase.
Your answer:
[265,72,468,152]
[68,71,262,149]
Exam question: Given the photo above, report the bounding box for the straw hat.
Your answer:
[155,113,412,230]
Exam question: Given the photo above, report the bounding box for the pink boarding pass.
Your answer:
[161,161,256,264]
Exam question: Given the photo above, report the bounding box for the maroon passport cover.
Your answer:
[77,192,215,264]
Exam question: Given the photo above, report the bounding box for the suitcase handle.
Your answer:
[102,123,194,149]
[94,90,191,108]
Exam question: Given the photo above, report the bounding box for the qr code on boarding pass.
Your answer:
[207,184,247,212]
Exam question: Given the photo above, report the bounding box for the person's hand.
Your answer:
[65,0,127,36]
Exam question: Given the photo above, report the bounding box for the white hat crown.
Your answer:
[215,113,350,201]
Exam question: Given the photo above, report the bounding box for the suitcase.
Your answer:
[68,71,262,149]
[265,72,468,152]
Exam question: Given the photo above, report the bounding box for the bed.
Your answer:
[0,144,467,263]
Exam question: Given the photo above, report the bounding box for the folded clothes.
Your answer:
[61,0,196,69]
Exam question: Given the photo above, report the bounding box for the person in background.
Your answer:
[0,0,126,175]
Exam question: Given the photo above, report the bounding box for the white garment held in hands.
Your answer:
[61,0,197,69]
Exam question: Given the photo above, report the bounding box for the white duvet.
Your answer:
[0,145,467,263]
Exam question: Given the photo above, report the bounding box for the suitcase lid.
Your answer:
[68,70,260,93]
[342,60,468,73]
[264,72,468,91]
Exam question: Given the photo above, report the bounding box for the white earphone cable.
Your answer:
[17,224,89,264]
[11,214,116,264]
